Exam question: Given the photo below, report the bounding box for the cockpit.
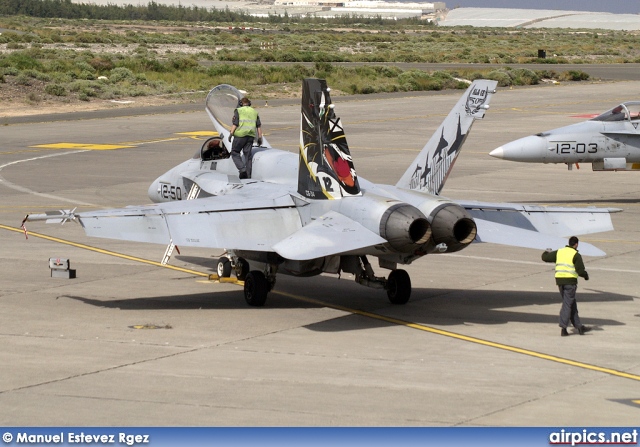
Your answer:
[193,136,230,161]
[591,101,640,122]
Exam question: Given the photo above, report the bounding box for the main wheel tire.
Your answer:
[217,257,232,277]
[236,257,250,280]
[244,271,268,307]
[386,269,411,305]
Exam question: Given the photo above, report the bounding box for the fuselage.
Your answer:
[148,144,476,268]
[490,101,640,171]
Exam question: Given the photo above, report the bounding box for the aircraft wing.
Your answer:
[30,189,302,252]
[473,219,605,256]
[601,130,640,136]
[271,211,387,260]
[458,200,618,256]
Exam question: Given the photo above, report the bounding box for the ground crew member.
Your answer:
[228,97,263,179]
[542,236,591,337]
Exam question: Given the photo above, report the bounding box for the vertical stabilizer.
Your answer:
[298,78,361,200]
[396,79,498,195]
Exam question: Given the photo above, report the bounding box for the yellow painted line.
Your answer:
[274,289,640,383]
[118,137,183,145]
[31,133,209,151]
[32,143,135,150]
[197,277,244,285]
[3,222,639,382]
[0,223,208,278]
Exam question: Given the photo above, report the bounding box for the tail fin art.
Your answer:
[396,80,498,195]
[298,78,361,200]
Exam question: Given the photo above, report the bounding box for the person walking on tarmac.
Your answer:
[228,97,263,179]
[542,236,592,337]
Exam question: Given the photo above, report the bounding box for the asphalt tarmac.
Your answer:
[1,79,639,426]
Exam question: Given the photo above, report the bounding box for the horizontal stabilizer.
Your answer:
[474,219,606,257]
[272,211,386,260]
[460,201,617,238]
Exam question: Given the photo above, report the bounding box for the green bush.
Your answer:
[89,57,114,71]
[15,73,32,86]
[45,83,67,96]
[0,66,19,76]
[560,70,590,81]
[75,61,96,73]
[6,42,26,50]
[79,70,95,80]
[486,69,512,86]
[109,67,136,83]
[0,52,43,70]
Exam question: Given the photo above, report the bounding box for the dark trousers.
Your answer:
[231,136,254,177]
[558,284,582,329]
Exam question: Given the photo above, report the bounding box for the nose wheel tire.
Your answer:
[386,269,411,305]
[216,257,232,277]
[244,271,269,306]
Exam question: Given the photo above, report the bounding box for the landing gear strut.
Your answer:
[216,254,248,280]
[235,257,250,281]
[216,253,278,306]
[216,255,248,280]
[354,256,412,305]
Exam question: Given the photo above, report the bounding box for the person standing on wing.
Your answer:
[228,97,263,179]
[542,236,592,337]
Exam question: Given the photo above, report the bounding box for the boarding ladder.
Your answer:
[161,183,201,265]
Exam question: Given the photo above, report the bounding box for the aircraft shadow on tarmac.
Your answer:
[58,275,630,332]
[174,255,219,271]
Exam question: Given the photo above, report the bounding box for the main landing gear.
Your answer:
[355,256,412,305]
[216,255,249,280]
[216,254,411,306]
[216,254,277,307]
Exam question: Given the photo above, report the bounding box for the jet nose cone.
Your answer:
[490,135,548,163]
[489,147,505,159]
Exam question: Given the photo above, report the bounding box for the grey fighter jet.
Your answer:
[24,79,616,306]
[490,101,640,171]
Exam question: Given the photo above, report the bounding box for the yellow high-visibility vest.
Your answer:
[234,106,258,138]
[555,247,578,279]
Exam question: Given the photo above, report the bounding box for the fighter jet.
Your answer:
[490,101,640,171]
[24,79,616,306]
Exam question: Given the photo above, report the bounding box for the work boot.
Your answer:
[578,326,591,335]
[239,171,248,179]
[561,328,569,337]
